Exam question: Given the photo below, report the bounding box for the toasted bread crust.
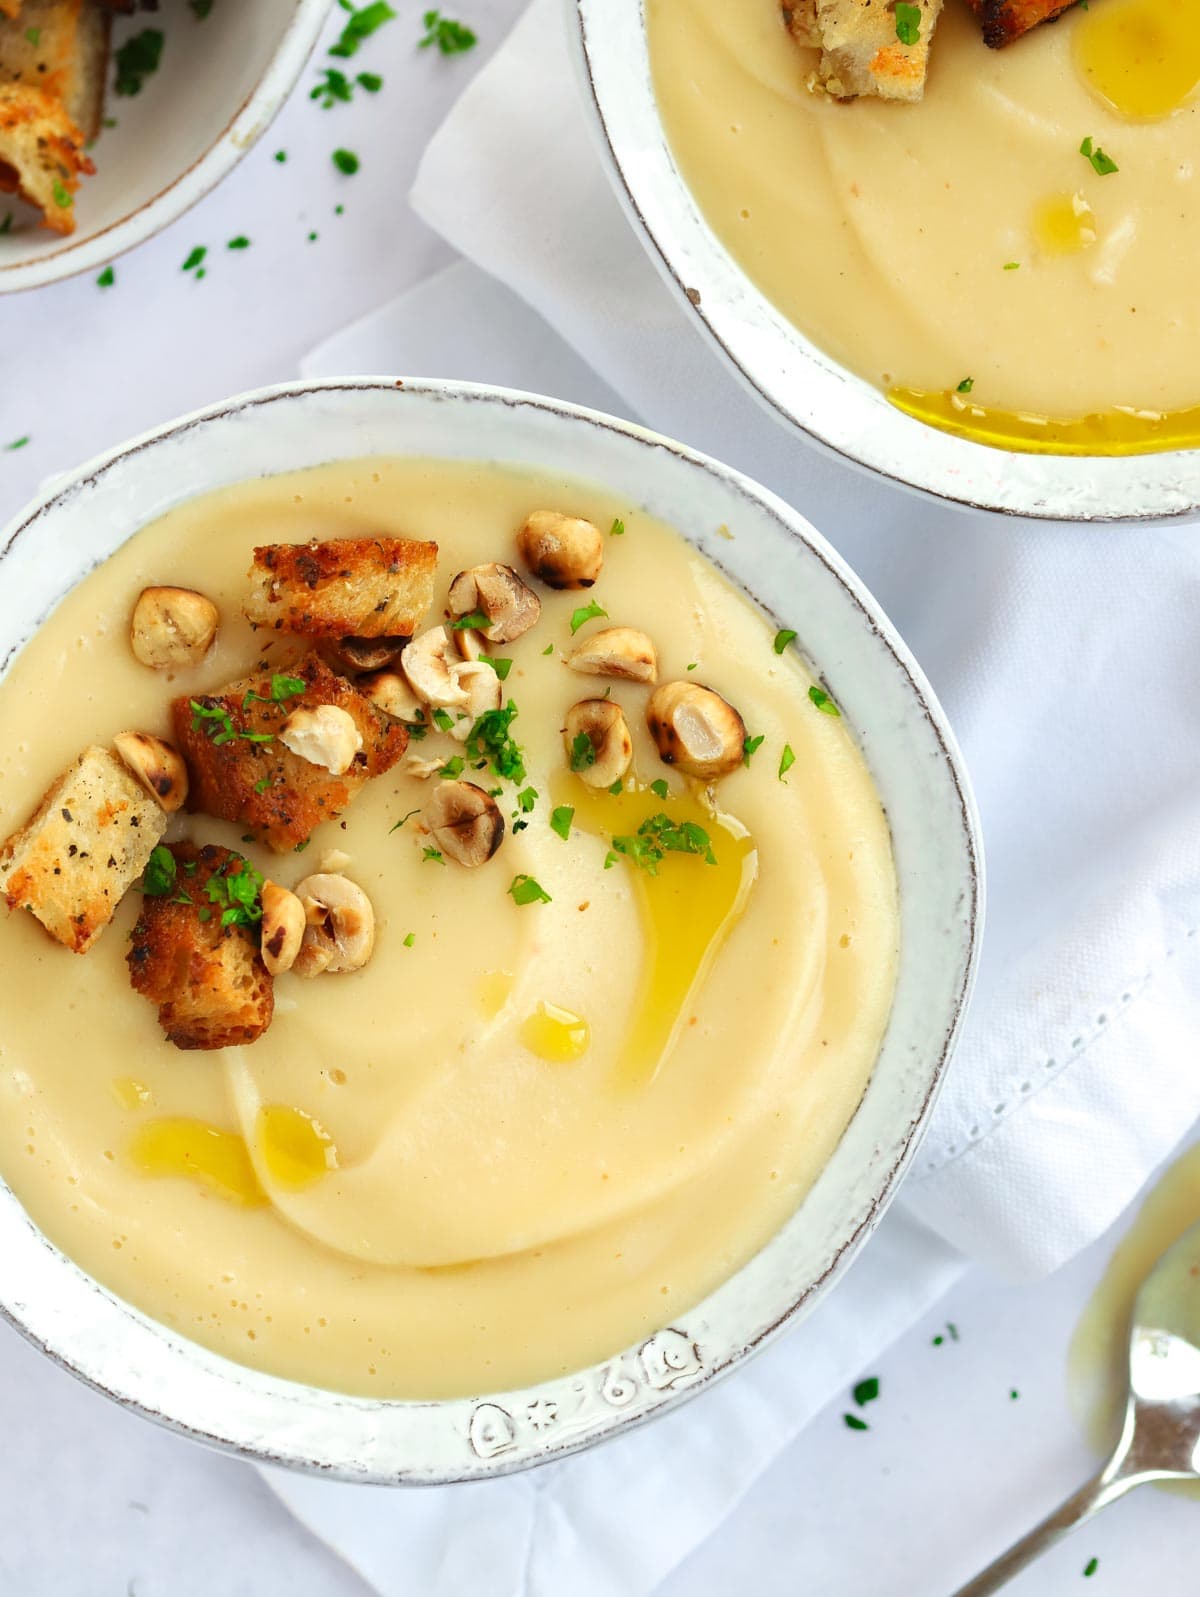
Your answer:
[0,0,111,139]
[0,744,167,953]
[243,537,439,642]
[171,653,408,853]
[0,82,92,232]
[966,0,1076,47]
[787,0,943,102]
[127,842,274,1051]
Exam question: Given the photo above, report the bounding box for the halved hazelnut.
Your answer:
[449,661,502,741]
[112,731,189,813]
[279,704,364,776]
[447,563,541,643]
[646,682,746,780]
[260,881,305,976]
[130,586,219,671]
[567,626,658,684]
[516,511,604,590]
[401,628,470,709]
[324,636,407,675]
[563,699,633,789]
[360,669,428,728]
[423,781,504,867]
[292,874,376,977]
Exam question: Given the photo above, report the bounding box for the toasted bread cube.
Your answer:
[171,653,408,853]
[0,745,167,953]
[800,0,943,102]
[243,537,438,642]
[127,843,274,1051]
[0,0,111,140]
[0,82,93,233]
[965,0,1075,47]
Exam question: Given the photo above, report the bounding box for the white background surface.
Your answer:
[1,3,1198,1592]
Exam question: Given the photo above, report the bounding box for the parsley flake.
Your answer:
[609,517,625,537]
[610,813,716,876]
[142,845,177,897]
[438,755,466,779]
[894,2,921,43]
[312,67,354,108]
[242,673,306,711]
[743,734,764,767]
[357,71,383,91]
[467,702,526,783]
[422,846,445,865]
[204,857,265,929]
[332,148,360,176]
[449,608,490,631]
[274,149,287,163]
[853,1376,880,1407]
[649,778,670,800]
[508,873,551,905]
[4,436,28,451]
[432,708,455,733]
[227,235,251,250]
[956,376,974,394]
[517,786,538,813]
[52,180,72,210]
[331,1,396,57]
[570,600,608,635]
[419,10,477,53]
[114,29,165,97]
[1080,135,1118,176]
[809,685,841,717]
[1083,1558,1098,1578]
[843,1413,869,1432]
[389,807,420,834]
[482,656,513,681]
[403,932,416,947]
[0,213,12,235]
[778,744,796,782]
[550,805,574,841]
[97,266,115,288]
[188,0,214,16]
[773,628,797,655]
[1003,261,1020,271]
[569,731,596,773]
[182,245,207,274]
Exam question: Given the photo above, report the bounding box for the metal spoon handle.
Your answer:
[950,1468,1140,1596]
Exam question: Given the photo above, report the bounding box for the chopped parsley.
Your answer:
[331,1,397,58]
[188,0,215,16]
[422,846,445,864]
[508,873,551,905]
[52,180,72,210]
[0,213,12,235]
[1083,1558,1098,1578]
[204,857,265,929]
[778,743,796,782]
[4,436,28,451]
[1080,135,1118,176]
[403,932,416,947]
[550,805,574,841]
[1010,1389,1020,1401]
[483,656,513,681]
[809,685,841,717]
[389,807,420,834]
[1003,261,1020,271]
[182,245,207,274]
[569,601,608,635]
[742,733,764,767]
[24,27,40,46]
[609,517,625,537]
[853,1377,880,1407]
[253,777,271,795]
[438,755,466,779]
[569,731,596,773]
[603,850,618,869]
[649,778,670,800]
[466,702,526,783]
[419,10,477,53]
[114,29,165,97]
[142,845,177,896]
[312,67,354,107]
[608,778,624,795]
[357,71,383,91]
[843,1413,869,1432]
[242,673,306,710]
[227,235,251,250]
[97,266,115,288]
[773,628,797,655]
[332,148,360,176]
[542,643,554,656]
[894,2,921,44]
[516,786,538,813]
[190,698,274,748]
[956,376,974,394]
[610,813,716,876]
[449,608,490,631]
[274,149,288,163]
[431,708,455,733]
[686,662,698,671]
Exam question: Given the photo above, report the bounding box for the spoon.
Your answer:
[954,1217,1200,1594]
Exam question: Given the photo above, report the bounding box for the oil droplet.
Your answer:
[1034,192,1097,256]
[478,969,514,1018]
[556,776,756,1087]
[111,1077,152,1111]
[129,1119,266,1206]
[256,1105,339,1189]
[1074,0,1200,120]
[521,1002,591,1063]
[888,386,1200,456]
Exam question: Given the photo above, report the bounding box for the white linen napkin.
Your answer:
[283,4,1200,1589]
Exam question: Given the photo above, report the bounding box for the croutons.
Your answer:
[0,744,167,953]
[0,82,93,234]
[965,0,1075,47]
[170,653,407,853]
[788,0,944,103]
[0,0,111,140]
[243,537,438,642]
[127,843,274,1051]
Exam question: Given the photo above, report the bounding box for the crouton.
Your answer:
[0,0,111,140]
[243,537,438,643]
[0,744,167,953]
[965,0,1076,48]
[127,842,274,1051]
[0,83,92,233]
[170,653,408,853]
[790,0,944,103]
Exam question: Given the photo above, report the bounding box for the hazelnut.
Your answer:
[423,782,505,867]
[359,669,428,728]
[292,874,375,976]
[130,586,219,671]
[112,731,189,813]
[324,636,407,675]
[563,699,633,789]
[279,704,364,776]
[516,511,604,590]
[447,563,541,644]
[401,628,470,709]
[567,626,657,684]
[260,881,305,976]
[646,682,746,780]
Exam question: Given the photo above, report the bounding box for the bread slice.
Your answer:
[965,0,1076,47]
[0,744,167,953]
[0,82,92,232]
[243,538,439,643]
[171,652,409,853]
[789,0,944,102]
[127,842,275,1051]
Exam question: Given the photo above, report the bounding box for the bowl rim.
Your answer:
[568,0,1200,523]
[0,376,984,1483]
[0,0,331,295]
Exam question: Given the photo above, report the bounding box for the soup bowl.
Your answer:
[569,0,1200,522]
[0,378,981,1482]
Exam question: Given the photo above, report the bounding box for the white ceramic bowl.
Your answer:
[0,378,981,1483]
[569,1,1200,522]
[0,0,330,294]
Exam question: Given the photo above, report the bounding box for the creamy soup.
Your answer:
[0,458,898,1400]
[649,0,1200,452]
